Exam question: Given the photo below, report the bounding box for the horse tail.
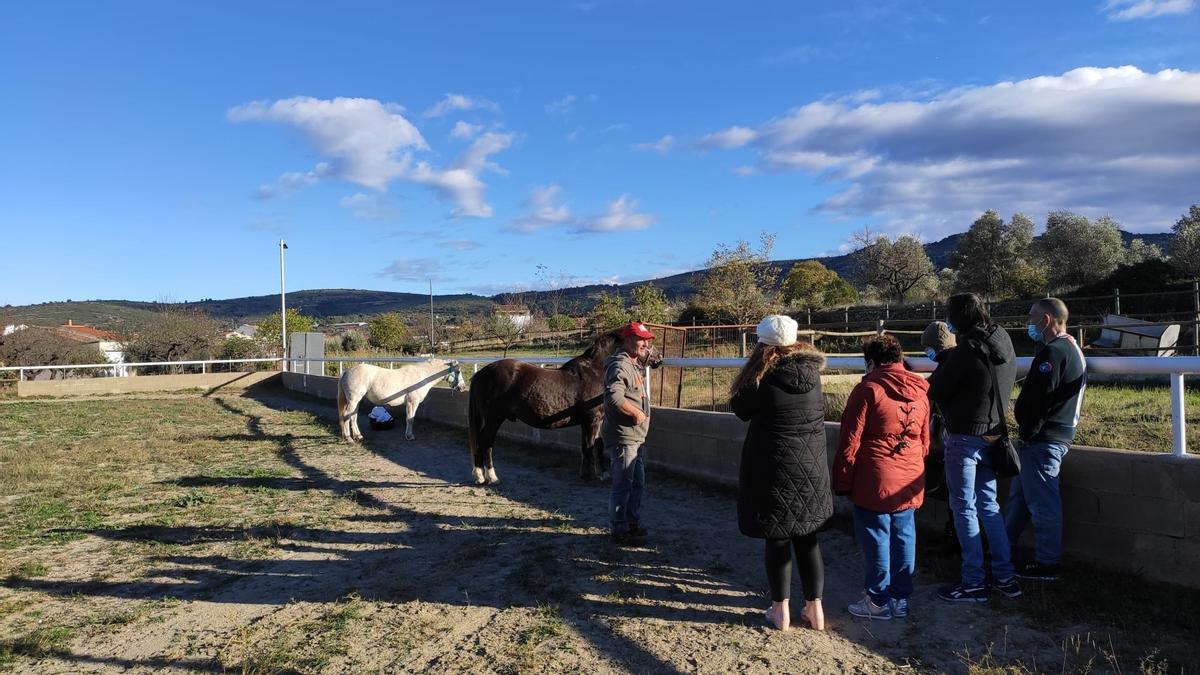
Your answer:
[467,369,484,462]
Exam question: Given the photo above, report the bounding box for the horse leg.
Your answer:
[404,397,418,441]
[582,414,608,482]
[337,385,352,442]
[475,416,503,485]
[578,426,596,481]
[348,394,365,442]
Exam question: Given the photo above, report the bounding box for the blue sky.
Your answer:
[2,1,1198,306]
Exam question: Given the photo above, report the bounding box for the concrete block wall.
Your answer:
[19,371,279,397]
[280,374,1200,589]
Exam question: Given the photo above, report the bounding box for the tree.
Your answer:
[218,336,262,361]
[368,316,398,351]
[850,230,937,302]
[124,312,222,366]
[631,284,671,324]
[535,265,570,321]
[546,314,576,331]
[368,313,411,353]
[256,308,314,356]
[782,260,857,310]
[0,327,106,377]
[693,233,781,324]
[1123,238,1164,266]
[1170,204,1200,278]
[1036,211,1124,292]
[589,291,630,330]
[950,210,1038,299]
[485,313,526,357]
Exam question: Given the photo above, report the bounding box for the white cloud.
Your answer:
[423,93,500,118]
[339,192,400,220]
[699,66,1200,234]
[696,126,758,149]
[635,135,675,153]
[449,120,482,140]
[1103,0,1193,20]
[407,131,514,217]
[378,258,447,282]
[229,97,426,190]
[545,93,577,116]
[507,184,574,233]
[231,96,512,219]
[439,239,481,251]
[255,162,333,198]
[575,194,656,233]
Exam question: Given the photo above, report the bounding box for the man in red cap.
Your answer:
[604,321,655,545]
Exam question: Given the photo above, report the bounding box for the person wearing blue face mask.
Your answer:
[928,293,1021,603]
[1006,298,1087,582]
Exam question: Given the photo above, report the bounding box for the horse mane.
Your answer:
[578,329,622,361]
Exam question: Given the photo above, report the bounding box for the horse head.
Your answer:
[639,344,664,370]
[444,360,469,393]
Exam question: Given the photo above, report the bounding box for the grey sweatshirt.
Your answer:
[601,351,650,448]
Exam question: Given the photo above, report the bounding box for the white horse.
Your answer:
[337,359,467,442]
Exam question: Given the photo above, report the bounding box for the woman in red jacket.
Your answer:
[833,334,930,621]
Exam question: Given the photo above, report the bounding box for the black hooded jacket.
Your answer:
[927,324,1016,437]
[730,348,833,539]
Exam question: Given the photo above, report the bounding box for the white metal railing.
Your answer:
[4,354,1197,458]
[0,358,283,381]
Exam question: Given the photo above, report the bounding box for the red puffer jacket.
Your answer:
[833,362,930,513]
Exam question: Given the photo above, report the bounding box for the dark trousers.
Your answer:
[764,533,823,602]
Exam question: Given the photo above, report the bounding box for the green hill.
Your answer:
[5,231,1175,329]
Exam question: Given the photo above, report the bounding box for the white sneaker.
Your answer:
[847,594,892,620]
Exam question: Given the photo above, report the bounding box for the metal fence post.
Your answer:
[1193,281,1199,356]
[1114,288,1121,315]
[1170,373,1187,458]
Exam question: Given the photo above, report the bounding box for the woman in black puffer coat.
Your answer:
[730,315,832,632]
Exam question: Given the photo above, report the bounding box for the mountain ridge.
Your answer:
[4,231,1174,330]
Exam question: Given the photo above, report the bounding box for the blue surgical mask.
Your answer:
[925,347,938,361]
[946,322,956,335]
[1026,323,1042,342]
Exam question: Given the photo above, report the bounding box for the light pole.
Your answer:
[279,240,288,371]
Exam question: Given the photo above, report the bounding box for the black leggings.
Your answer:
[765,533,824,602]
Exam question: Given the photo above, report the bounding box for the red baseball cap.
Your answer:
[621,322,655,339]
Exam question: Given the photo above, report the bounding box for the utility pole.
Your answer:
[429,279,435,354]
[279,240,288,371]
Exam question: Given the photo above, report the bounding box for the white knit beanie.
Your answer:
[755,314,798,347]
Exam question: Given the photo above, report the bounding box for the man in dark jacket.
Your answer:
[1006,298,1086,581]
[928,293,1021,603]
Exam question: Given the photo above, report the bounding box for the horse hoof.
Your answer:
[406,434,416,441]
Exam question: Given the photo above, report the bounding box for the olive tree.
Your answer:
[693,233,781,324]
[849,229,937,302]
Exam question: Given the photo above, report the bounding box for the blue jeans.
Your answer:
[1005,440,1069,565]
[944,433,1014,586]
[853,505,916,604]
[610,444,645,531]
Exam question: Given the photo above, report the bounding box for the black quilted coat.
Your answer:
[730,348,833,539]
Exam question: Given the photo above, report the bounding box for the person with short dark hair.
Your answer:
[928,293,1021,603]
[833,334,930,620]
[731,315,831,631]
[1006,298,1086,581]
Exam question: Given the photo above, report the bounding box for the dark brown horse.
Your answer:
[467,328,661,485]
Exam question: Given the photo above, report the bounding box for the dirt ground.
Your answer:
[1,389,1195,674]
